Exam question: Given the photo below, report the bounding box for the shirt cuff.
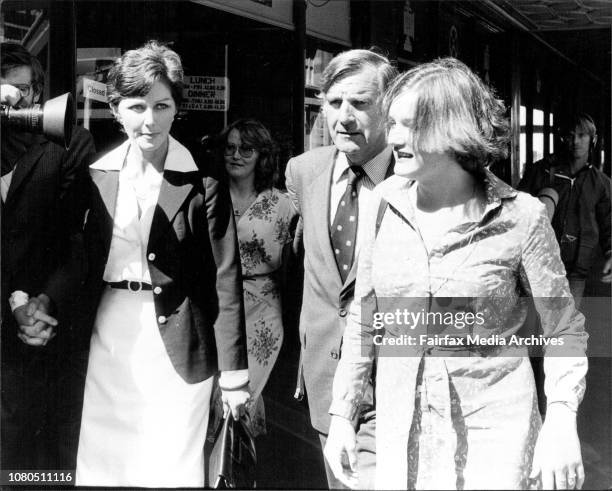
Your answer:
[546,399,578,413]
[329,398,360,421]
[219,369,249,390]
[9,290,29,312]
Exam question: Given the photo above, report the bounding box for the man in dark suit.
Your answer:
[1,42,96,470]
[285,49,397,489]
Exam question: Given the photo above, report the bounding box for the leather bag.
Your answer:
[207,415,257,488]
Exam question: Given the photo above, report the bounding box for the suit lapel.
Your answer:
[147,170,194,250]
[307,150,343,290]
[5,138,45,205]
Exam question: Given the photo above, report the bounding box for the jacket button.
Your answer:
[339,308,347,317]
[330,350,339,360]
[153,286,162,294]
[148,253,156,261]
[158,315,167,324]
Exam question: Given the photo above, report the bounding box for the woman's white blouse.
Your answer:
[102,152,163,283]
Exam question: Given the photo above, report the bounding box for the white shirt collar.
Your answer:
[332,145,393,185]
[90,135,198,173]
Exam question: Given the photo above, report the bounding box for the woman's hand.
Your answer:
[324,415,359,489]
[220,386,251,421]
[530,403,584,489]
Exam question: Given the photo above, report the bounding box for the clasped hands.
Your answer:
[13,294,58,346]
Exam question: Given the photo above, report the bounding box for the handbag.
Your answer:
[207,414,257,489]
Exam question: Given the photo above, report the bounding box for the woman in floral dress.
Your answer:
[222,118,297,435]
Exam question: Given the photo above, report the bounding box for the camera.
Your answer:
[1,92,74,148]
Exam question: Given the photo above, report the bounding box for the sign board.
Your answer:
[306,0,350,46]
[192,0,293,30]
[82,77,108,103]
[181,76,229,112]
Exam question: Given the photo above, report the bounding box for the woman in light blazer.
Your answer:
[74,41,249,487]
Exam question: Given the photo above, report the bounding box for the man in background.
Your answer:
[519,112,611,307]
[1,42,95,470]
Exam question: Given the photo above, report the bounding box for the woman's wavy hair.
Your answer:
[106,40,183,108]
[383,57,510,176]
[221,118,277,193]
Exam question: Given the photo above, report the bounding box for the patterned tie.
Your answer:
[331,165,364,283]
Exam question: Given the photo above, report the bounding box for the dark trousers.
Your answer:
[1,343,58,470]
[1,340,87,471]
[318,409,376,490]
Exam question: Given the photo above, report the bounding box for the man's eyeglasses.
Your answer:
[224,144,255,158]
[13,84,33,98]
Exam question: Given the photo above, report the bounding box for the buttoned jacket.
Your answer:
[285,145,393,433]
[77,137,247,383]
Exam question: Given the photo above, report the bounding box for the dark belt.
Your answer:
[106,280,152,292]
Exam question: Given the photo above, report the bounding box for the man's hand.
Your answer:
[601,256,612,283]
[324,415,359,489]
[13,294,58,347]
[221,386,251,421]
[0,84,22,107]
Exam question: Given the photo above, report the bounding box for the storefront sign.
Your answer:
[192,0,292,30]
[181,76,229,112]
[306,0,350,46]
[82,77,108,103]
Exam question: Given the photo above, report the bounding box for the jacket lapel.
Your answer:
[91,168,119,257]
[5,137,46,205]
[147,170,195,250]
[308,150,343,291]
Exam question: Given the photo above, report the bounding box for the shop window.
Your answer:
[304,47,333,151]
[533,108,544,163]
[76,47,120,129]
[519,105,526,175]
[549,112,554,154]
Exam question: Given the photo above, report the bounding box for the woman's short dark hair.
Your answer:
[221,118,277,193]
[106,40,183,107]
[383,57,510,175]
[0,42,45,97]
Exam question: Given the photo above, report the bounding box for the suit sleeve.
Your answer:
[43,126,96,317]
[204,174,249,384]
[285,157,304,256]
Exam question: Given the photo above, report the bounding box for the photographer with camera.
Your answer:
[1,42,95,470]
[519,112,611,307]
